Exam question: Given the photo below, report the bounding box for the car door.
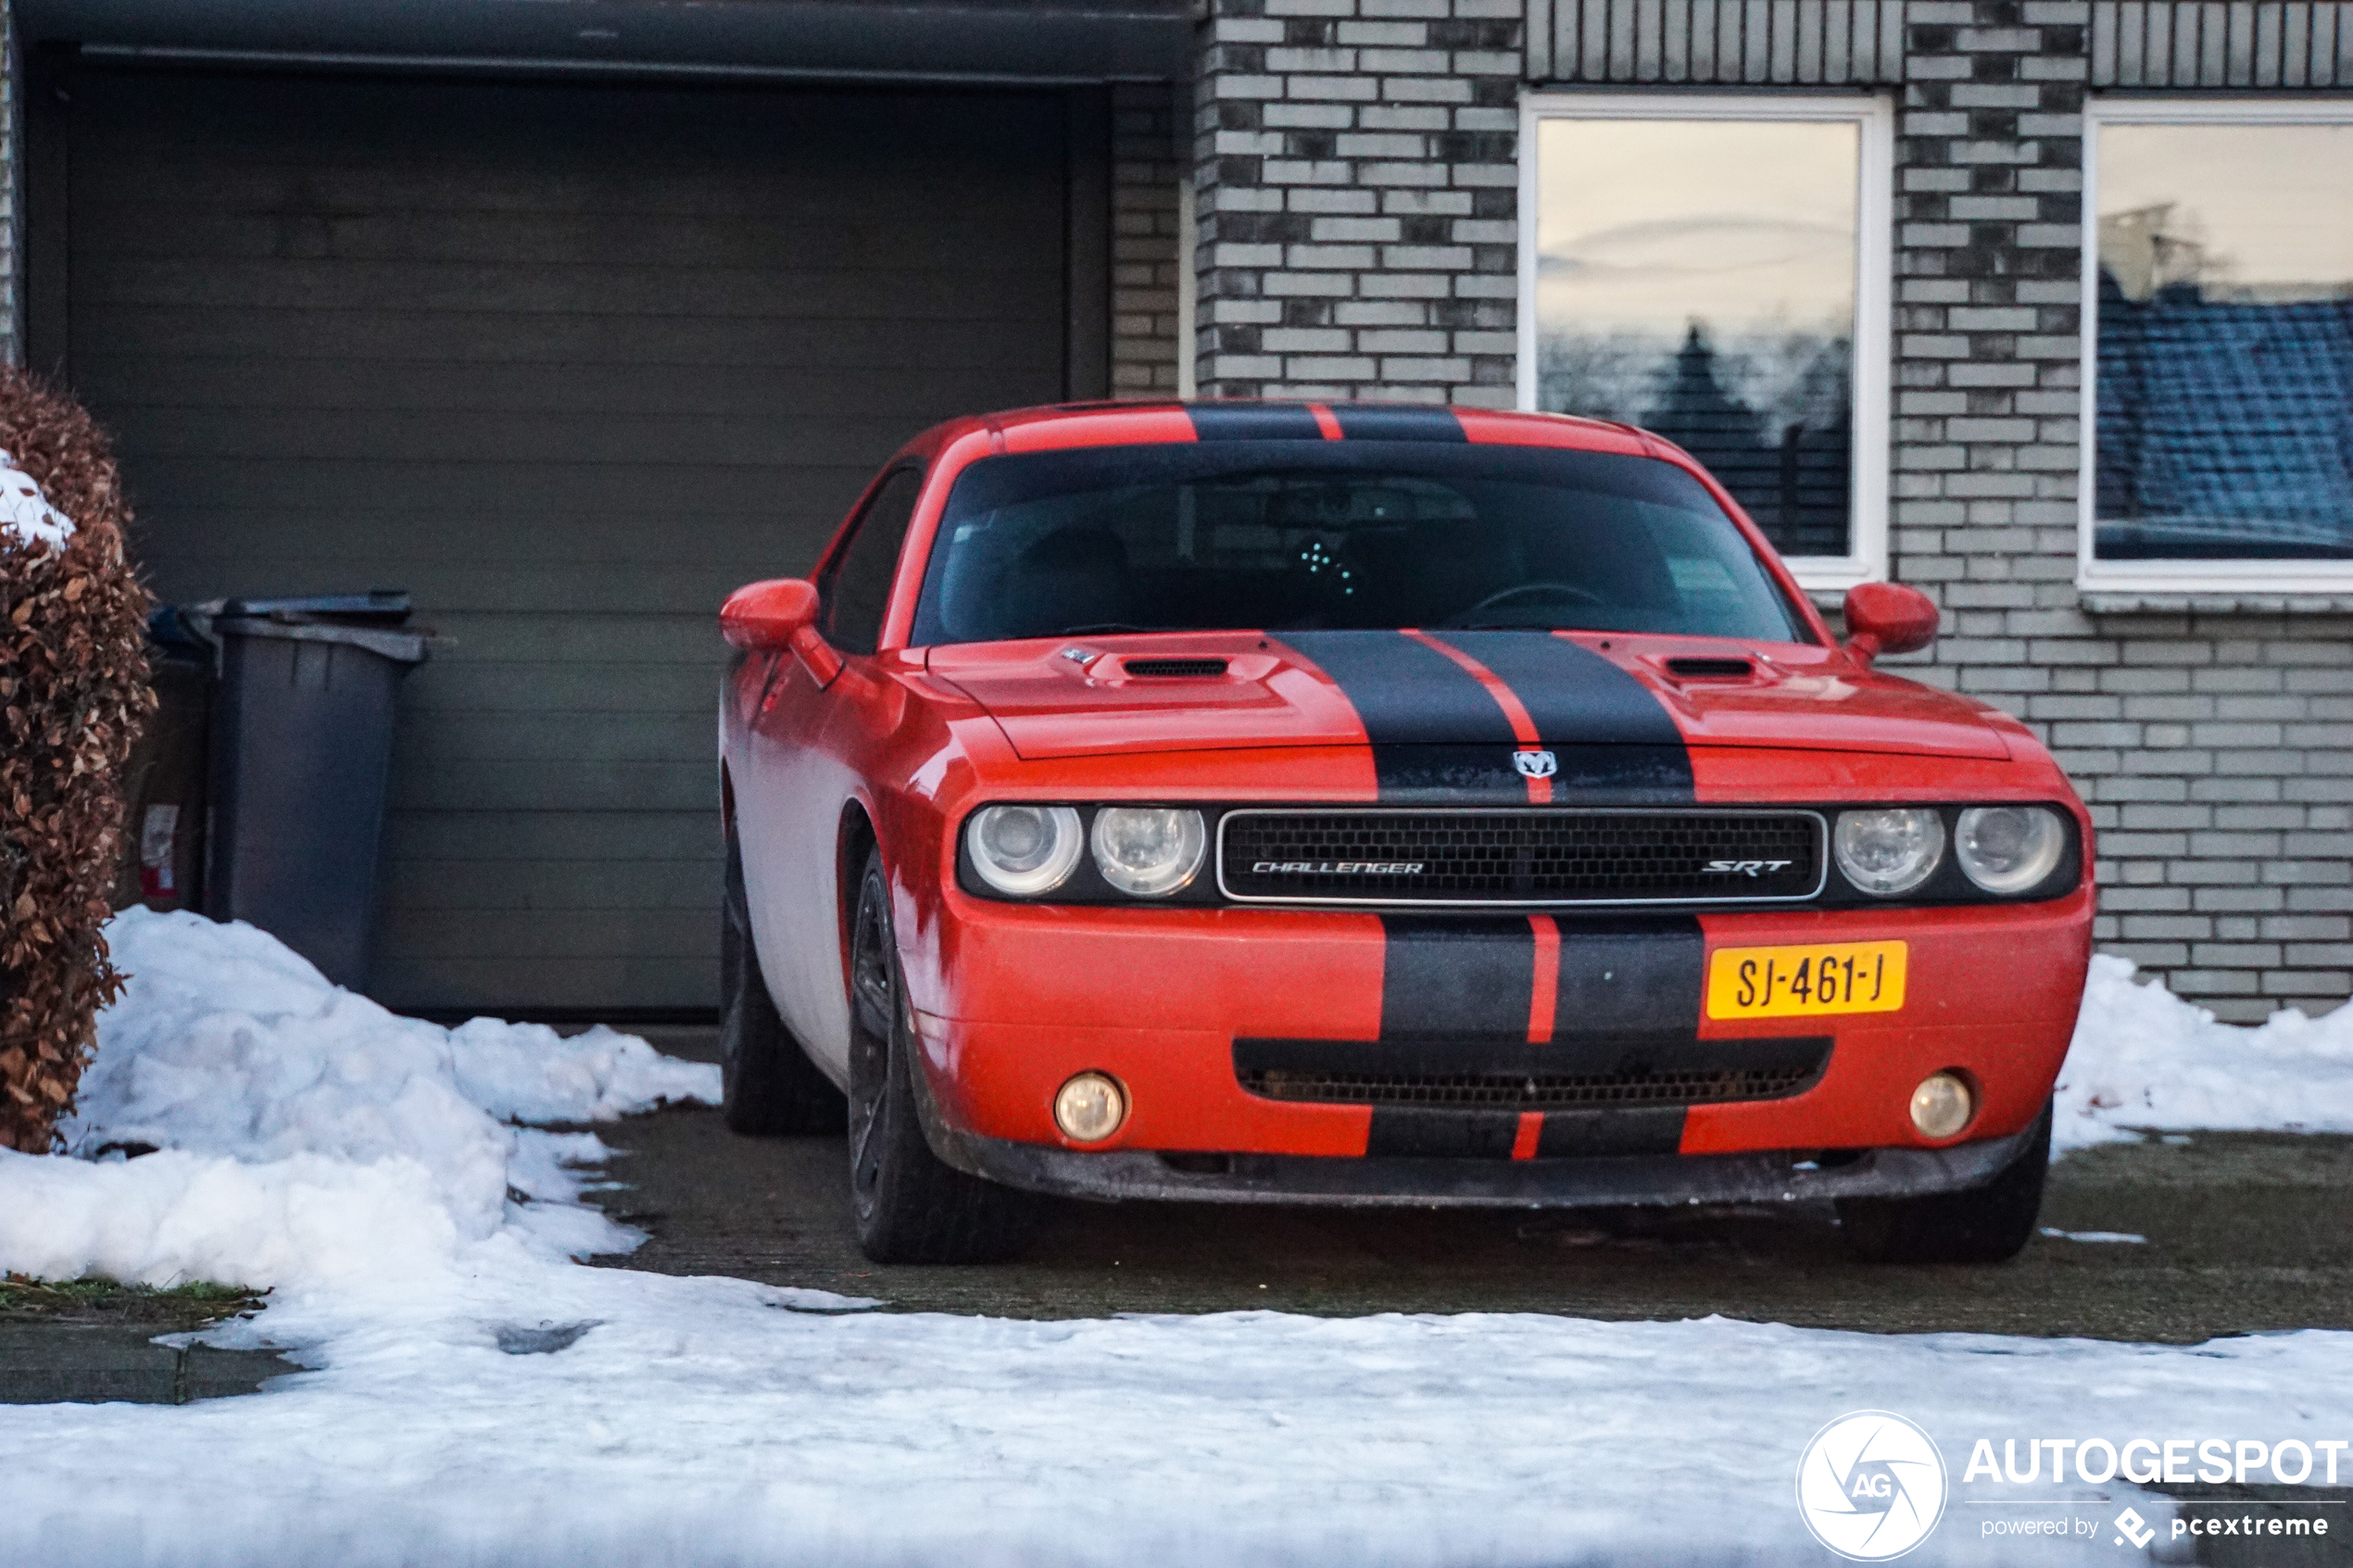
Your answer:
[734,464,926,1082]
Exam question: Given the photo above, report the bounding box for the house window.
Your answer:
[1518,94,1893,591]
[2082,101,2353,592]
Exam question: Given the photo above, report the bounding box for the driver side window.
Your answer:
[817,466,925,655]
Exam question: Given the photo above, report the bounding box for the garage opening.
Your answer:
[39,64,1096,1013]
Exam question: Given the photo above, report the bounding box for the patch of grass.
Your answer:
[0,1273,266,1327]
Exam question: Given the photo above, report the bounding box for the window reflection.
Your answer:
[1533,117,1863,559]
[2093,120,2353,562]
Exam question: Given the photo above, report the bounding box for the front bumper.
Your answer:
[902,884,2094,1194]
[925,1113,2045,1209]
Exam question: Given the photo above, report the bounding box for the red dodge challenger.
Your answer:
[717,402,2092,1265]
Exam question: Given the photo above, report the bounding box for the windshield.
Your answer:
[908,440,1810,647]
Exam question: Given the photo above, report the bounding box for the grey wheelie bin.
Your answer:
[202,593,428,990]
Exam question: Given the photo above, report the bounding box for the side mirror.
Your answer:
[721,578,820,652]
[1843,582,1939,665]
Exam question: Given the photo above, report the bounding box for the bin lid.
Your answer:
[157,592,431,666]
[211,616,429,665]
[218,589,411,625]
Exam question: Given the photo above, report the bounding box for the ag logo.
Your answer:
[1513,747,1557,780]
[1795,1411,1947,1561]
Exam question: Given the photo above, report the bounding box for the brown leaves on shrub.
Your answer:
[0,370,152,1152]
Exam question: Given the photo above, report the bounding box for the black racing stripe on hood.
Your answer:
[1272,630,1524,798]
[1186,403,1325,441]
[1426,631,1695,802]
[1328,405,1466,442]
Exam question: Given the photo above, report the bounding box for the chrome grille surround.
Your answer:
[1215,807,1828,907]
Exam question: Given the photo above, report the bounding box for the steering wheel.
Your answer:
[1444,582,1605,624]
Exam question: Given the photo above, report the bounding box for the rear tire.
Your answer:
[1837,1101,2052,1264]
[720,828,847,1135]
[846,847,1036,1263]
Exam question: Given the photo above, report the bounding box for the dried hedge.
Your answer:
[0,370,152,1152]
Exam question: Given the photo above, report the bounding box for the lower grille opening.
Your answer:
[1239,1063,1820,1110]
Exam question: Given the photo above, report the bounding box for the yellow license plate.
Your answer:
[1705,941,1907,1020]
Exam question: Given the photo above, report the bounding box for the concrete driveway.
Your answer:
[586,1085,2353,1343]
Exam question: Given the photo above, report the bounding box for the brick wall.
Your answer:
[1190,0,1524,406]
[1882,3,2353,1021]
[1112,82,1188,397]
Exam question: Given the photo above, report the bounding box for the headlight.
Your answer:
[1834,808,1946,897]
[1956,805,2067,895]
[966,805,1084,896]
[1089,807,1207,897]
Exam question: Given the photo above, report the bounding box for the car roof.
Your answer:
[897,400,1666,463]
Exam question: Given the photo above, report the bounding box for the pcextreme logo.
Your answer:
[1796,1411,1950,1561]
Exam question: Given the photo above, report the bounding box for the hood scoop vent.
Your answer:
[1123,657,1230,679]
[1665,657,1756,680]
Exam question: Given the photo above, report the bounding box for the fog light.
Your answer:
[1053,1072,1127,1143]
[1909,1072,1975,1139]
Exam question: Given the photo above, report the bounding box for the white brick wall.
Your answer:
[1191,0,1523,407]
[1113,82,1188,398]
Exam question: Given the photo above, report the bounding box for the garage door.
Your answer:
[53,67,1081,1013]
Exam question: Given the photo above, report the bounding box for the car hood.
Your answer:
[925,631,2014,764]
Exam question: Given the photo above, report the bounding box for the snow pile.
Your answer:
[0,908,716,1290]
[2052,952,2353,1151]
[0,445,75,548]
[0,1147,462,1296]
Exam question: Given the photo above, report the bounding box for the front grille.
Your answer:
[1218,809,1823,905]
[1239,1062,1821,1109]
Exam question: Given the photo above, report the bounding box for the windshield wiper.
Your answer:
[1056,621,1169,635]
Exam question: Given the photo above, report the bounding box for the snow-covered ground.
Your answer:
[2,909,2351,1567]
[2053,953,2353,1150]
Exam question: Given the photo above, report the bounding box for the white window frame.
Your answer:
[1516,91,1894,594]
[2079,97,2353,594]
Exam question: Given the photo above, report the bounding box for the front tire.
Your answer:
[720,828,847,1135]
[1837,1101,2052,1264]
[846,847,1036,1263]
